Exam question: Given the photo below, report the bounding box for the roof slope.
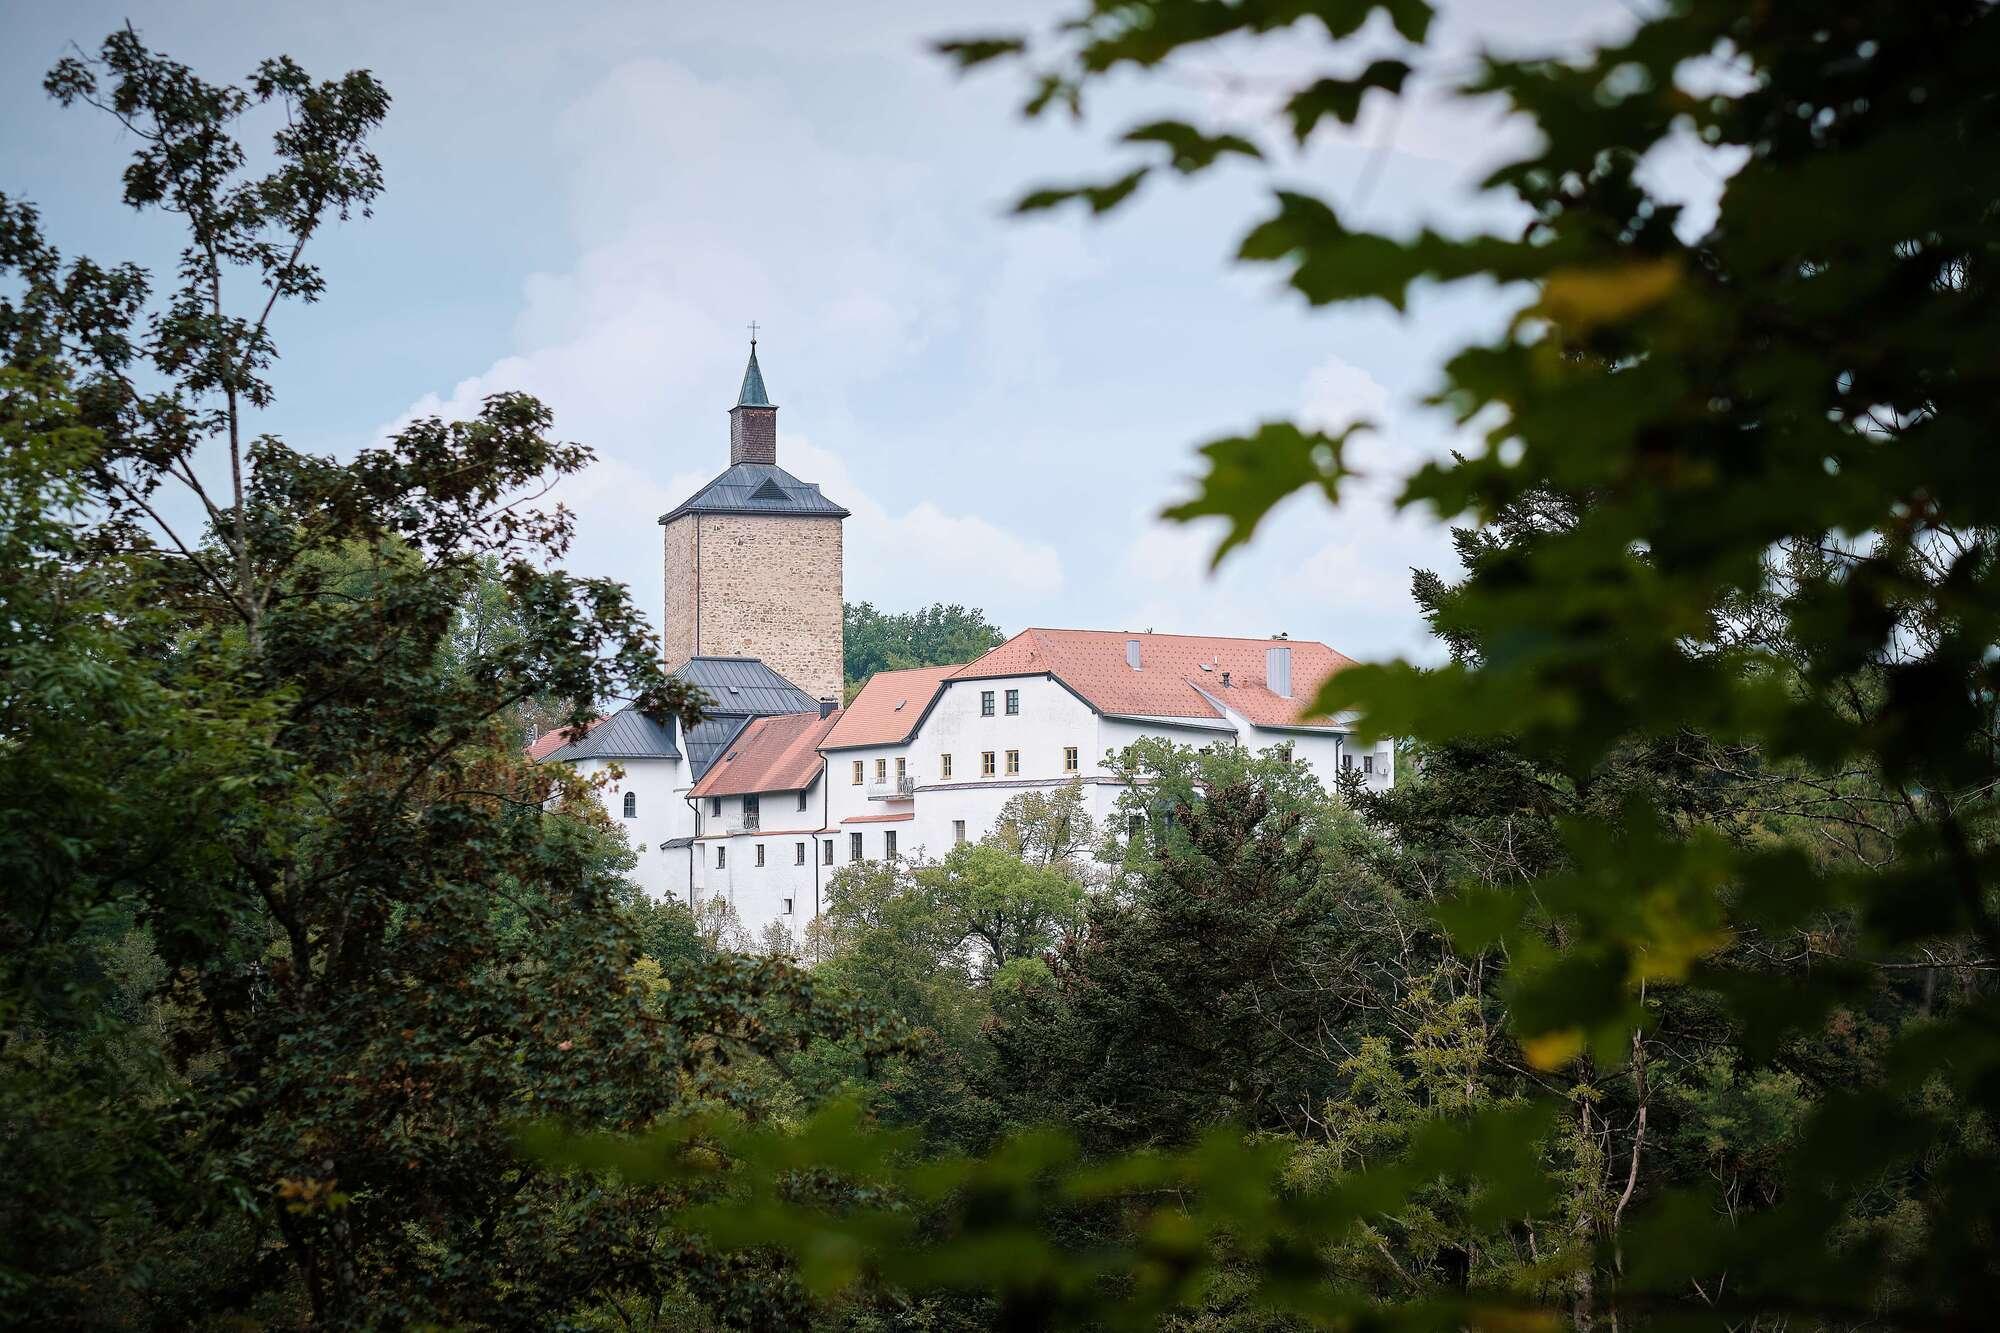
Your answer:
[527,716,607,761]
[538,707,681,762]
[657,463,849,524]
[736,344,771,407]
[953,629,1354,728]
[670,655,822,716]
[822,664,960,750]
[683,716,751,781]
[689,708,843,799]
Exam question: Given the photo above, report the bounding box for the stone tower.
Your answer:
[659,340,848,702]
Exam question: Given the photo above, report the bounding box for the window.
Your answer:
[709,796,722,817]
[743,794,759,829]
[1005,749,1020,775]
[852,760,863,785]
[980,690,995,717]
[716,845,726,869]
[822,839,834,865]
[941,753,953,779]
[755,843,766,867]
[1063,747,1079,773]
[796,790,808,812]
[953,820,967,845]
[981,751,996,776]
[1005,688,1019,715]
[794,841,806,866]
[1342,753,1355,772]
[884,830,897,860]
[849,832,864,862]
[622,791,637,818]
[783,897,794,915]
[1363,754,1375,775]
[895,757,906,782]
[875,757,888,782]
[1127,814,1145,839]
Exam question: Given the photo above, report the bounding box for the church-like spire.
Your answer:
[728,327,779,466]
[737,338,771,408]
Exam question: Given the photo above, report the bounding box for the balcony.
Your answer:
[722,812,760,833]
[866,775,917,800]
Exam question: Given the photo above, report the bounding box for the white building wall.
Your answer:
[687,784,832,946]
[572,755,695,900]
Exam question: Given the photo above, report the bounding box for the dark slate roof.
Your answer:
[682,716,750,781]
[657,463,850,524]
[540,707,681,763]
[736,345,771,407]
[670,656,821,716]
[668,656,822,779]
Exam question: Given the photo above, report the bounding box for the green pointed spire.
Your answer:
[736,340,771,408]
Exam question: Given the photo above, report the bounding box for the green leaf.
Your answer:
[1162,419,1365,566]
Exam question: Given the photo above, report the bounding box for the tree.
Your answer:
[842,601,1004,692]
[537,4,2000,1327]
[944,0,2000,1323]
[1,31,885,1326]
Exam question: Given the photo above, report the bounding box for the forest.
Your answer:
[4,1,1997,1328]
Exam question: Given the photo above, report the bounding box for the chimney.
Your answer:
[1221,670,1231,688]
[728,336,778,466]
[819,696,838,719]
[1125,638,1142,670]
[1266,645,1293,699]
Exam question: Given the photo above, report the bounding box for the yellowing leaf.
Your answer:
[1535,258,1680,330]
[1522,1028,1587,1070]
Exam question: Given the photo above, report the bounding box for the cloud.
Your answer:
[375,51,1062,631]
[1113,351,1459,659]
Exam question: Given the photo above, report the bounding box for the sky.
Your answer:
[2,0,1710,665]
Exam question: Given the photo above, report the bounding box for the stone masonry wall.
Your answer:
[661,515,699,669]
[662,512,844,702]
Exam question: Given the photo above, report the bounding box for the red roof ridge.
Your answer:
[822,662,964,750]
[689,707,843,798]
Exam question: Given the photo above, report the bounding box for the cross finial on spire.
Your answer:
[747,319,760,345]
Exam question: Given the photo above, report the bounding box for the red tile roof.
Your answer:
[841,812,914,824]
[525,716,607,760]
[688,708,843,799]
[822,664,959,750]
[951,629,1353,728]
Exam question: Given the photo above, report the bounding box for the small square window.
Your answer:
[797,790,808,812]
[709,796,722,817]
[981,751,996,777]
[953,819,966,845]
[885,830,897,860]
[849,832,863,862]
[941,753,953,779]
[795,841,806,866]
[1004,688,1019,715]
[716,846,726,869]
[822,839,834,866]
[852,760,863,785]
[1005,749,1020,775]
[1063,746,1079,773]
[980,690,995,717]
[1363,754,1374,775]
[783,897,794,915]
[1342,753,1354,772]
[755,843,766,867]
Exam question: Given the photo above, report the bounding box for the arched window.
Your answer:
[622,791,637,819]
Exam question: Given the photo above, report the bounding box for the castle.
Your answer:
[536,341,1393,946]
